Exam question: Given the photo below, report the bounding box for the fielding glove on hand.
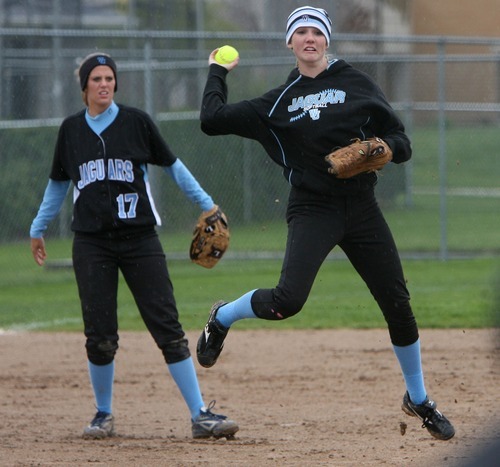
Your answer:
[190,205,230,269]
[324,137,393,179]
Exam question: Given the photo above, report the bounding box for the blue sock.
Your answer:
[167,357,204,420]
[88,361,114,414]
[216,290,257,328]
[393,339,427,405]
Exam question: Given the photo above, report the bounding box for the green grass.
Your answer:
[411,126,500,188]
[2,124,498,332]
[382,195,500,251]
[1,239,497,332]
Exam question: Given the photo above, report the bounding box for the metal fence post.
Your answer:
[404,100,414,208]
[437,38,448,260]
[144,39,153,116]
[52,0,68,238]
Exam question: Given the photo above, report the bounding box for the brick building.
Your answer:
[411,0,499,37]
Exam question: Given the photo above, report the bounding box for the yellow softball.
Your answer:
[215,45,239,64]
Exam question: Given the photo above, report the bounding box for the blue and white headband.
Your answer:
[286,6,332,46]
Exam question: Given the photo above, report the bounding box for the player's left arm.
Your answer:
[163,159,214,211]
[371,87,412,164]
[164,159,230,268]
[378,119,412,164]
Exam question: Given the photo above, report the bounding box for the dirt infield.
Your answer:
[1,329,499,466]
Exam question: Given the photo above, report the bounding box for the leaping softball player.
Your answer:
[196,6,455,441]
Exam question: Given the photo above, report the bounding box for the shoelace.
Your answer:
[419,405,443,429]
[202,400,227,420]
[91,412,110,424]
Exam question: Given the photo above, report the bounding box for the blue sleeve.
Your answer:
[30,179,71,238]
[163,159,214,211]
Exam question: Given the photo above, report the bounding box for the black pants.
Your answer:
[252,187,419,347]
[72,228,188,365]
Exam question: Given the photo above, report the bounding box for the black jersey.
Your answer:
[201,59,411,195]
[50,104,176,233]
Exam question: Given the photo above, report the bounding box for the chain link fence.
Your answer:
[1,27,499,265]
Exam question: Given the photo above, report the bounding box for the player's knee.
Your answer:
[276,298,304,318]
[86,339,118,365]
[162,338,191,364]
[251,288,306,320]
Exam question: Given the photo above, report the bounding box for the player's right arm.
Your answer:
[200,63,263,140]
[31,237,47,266]
[30,179,70,266]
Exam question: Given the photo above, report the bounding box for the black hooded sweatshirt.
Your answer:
[201,59,411,196]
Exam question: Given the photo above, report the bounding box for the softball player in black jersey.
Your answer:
[30,52,238,440]
[196,6,454,440]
